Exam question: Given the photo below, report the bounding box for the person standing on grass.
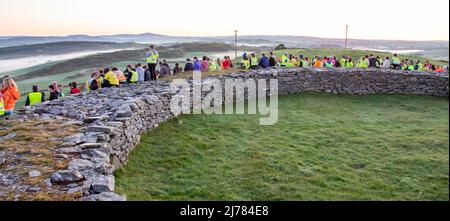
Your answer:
[145,45,159,81]
[0,77,20,117]
[25,85,46,106]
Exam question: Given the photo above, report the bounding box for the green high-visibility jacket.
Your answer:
[340,59,347,67]
[280,55,288,66]
[28,92,43,106]
[130,71,139,83]
[251,57,258,66]
[392,57,401,64]
[358,60,369,68]
[146,51,159,64]
[242,59,250,69]
[417,63,424,71]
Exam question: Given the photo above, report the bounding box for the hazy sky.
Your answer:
[0,0,449,41]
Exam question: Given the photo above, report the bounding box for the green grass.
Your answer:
[115,93,449,201]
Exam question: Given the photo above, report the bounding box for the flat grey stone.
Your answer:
[68,159,95,171]
[50,170,84,184]
[90,175,115,193]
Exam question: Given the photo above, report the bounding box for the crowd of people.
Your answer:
[240,52,448,72]
[0,44,448,119]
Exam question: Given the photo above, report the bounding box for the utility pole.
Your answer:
[234,30,238,59]
[344,25,349,51]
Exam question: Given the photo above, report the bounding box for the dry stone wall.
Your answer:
[18,67,449,201]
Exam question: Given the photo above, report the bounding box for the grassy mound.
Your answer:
[115,93,449,201]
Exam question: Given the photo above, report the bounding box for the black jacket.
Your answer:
[49,91,59,101]
[184,62,194,72]
[369,57,377,68]
[269,57,277,67]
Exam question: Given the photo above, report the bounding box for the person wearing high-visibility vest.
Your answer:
[0,97,5,116]
[340,56,347,68]
[145,45,159,81]
[303,57,310,67]
[280,54,289,67]
[250,53,258,69]
[391,53,401,70]
[25,85,46,106]
[241,53,251,70]
[103,68,120,87]
[376,56,383,68]
[345,58,354,68]
[357,57,369,68]
[325,58,333,68]
[124,65,138,83]
[415,60,424,71]
[407,61,415,71]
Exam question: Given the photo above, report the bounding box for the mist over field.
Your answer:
[0,48,136,73]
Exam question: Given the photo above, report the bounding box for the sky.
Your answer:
[0,0,449,41]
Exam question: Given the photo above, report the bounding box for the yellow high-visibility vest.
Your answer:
[146,51,159,64]
[417,63,424,71]
[340,58,347,67]
[105,71,119,86]
[358,59,369,68]
[242,59,250,69]
[345,61,354,68]
[28,92,43,106]
[286,60,294,68]
[392,57,401,64]
[251,57,258,66]
[280,55,288,66]
[0,98,5,116]
[130,71,138,83]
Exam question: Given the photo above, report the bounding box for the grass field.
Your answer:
[115,93,449,201]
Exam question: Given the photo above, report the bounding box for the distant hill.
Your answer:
[0,33,197,47]
[12,42,235,81]
[0,41,145,60]
[1,33,448,60]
